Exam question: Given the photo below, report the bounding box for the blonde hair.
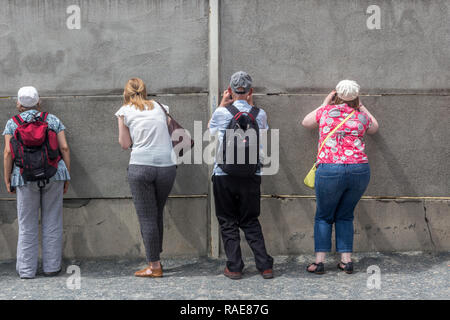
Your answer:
[123,78,154,111]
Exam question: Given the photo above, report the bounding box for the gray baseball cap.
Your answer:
[230,71,252,94]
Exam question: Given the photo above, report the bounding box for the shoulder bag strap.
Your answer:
[155,101,167,115]
[317,110,356,157]
[155,101,172,126]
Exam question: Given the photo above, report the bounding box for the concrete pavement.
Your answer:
[0,251,448,300]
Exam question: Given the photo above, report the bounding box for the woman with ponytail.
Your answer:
[115,78,176,278]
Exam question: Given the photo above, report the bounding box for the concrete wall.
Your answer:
[0,198,208,260]
[221,0,450,94]
[0,0,448,261]
[0,0,209,95]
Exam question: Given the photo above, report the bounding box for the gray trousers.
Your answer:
[128,165,176,262]
[16,181,64,278]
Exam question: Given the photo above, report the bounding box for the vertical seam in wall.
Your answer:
[208,0,220,258]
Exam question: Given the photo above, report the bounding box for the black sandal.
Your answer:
[337,261,353,274]
[306,262,325,274]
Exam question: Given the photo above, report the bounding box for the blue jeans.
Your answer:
[314,163,370,253]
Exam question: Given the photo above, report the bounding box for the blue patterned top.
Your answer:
[2,109,71,187]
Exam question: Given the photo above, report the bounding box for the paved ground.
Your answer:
[0,252,448,300]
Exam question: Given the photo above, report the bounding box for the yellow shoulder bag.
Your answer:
[304,110,356,189]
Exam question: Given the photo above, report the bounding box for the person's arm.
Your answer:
[302,90,336,129]
[360,105,379,134]
[3,135,14,194]
[57,131,71,194]
[258,109,269,130]
[117,116,132,149]
[208,90,233,129]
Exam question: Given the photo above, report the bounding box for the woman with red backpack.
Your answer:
[3,86,71,279]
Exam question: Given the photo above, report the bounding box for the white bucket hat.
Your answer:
[17,86,39,108]
[336,80,360,101]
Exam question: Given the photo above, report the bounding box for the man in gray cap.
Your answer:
[209,71,274,280]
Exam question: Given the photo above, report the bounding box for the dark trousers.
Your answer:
[128,164,177,262]
[213,175,273,272]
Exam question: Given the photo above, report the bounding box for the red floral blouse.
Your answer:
[315,104,372,164]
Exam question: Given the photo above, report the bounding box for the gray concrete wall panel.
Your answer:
[221,0,450,94]
[253,95,450,197]
[0,95,209,198]
[0,198,208,261]
[225,198,449,256]
[0,0,209,96]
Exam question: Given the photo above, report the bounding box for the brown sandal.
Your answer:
[134,266,163,278]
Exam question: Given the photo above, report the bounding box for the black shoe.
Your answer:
[43,269,62,277]
[307,262,325,274]
[337,261,353,274]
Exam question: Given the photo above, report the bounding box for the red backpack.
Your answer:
[10,112,61,188]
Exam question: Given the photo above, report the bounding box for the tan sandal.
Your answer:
[134,266,163,278]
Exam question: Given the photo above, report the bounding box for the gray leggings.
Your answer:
[127,164,176,262]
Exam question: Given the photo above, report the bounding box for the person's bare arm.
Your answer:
[3,135,14,194]
[302,90,336,129]
[360,105,379,134]
[301,106,322,129]
[117,116,132,149]
[208,90,234,129]
[57,131,71,194]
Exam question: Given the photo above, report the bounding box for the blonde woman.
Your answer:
[302,80,379,274]
[115,78,176,278]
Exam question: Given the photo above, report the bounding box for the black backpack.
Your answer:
[218,105,261,177]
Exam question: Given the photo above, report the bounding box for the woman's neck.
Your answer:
[19,107,40,113]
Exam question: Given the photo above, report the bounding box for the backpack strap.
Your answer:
[249,106,260,122]
[27,110,45,122]
[225,104,240,117]
[12,115,24,126]
[40,112,49,122]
